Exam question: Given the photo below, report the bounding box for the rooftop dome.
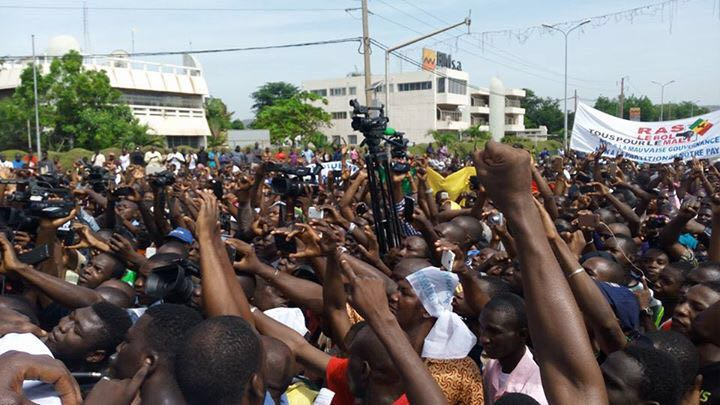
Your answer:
[46,35,81,57]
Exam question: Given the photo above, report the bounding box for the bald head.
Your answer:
[582,257,629,285]
[393,258,433,280]
[451,216,485,245]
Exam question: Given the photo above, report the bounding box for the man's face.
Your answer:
[434,223,465,247]
[697,207,713,226]
[601,351,645,405]
[397,237,428,260]
[603,238,634,268]
[389,279,424,330]
[479,308,525,360]
[653,267,684,302]
[111,315,152,379]
[671,284,720,336]
[45,307,105,362]
[640,250,669,283]
[78,254,117,288]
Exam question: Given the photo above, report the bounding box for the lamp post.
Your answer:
[542,19,591,151]
[651,80,675,121]
[385,17,470,116]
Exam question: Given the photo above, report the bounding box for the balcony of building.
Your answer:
[436,108,470,131]
[129,104,211,137]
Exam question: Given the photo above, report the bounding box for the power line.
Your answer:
[0,37,362,61]
[371,1,615,88]
[0,4,349,12]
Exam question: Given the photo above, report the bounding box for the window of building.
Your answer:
[330,87,347,96]
[331,111,348,120]
[349,87,357,95]
[332,135,342,144]
[505,115,516,125]
[310,89,328,97]
[348,135,358,145]
[166,136,201,148]
[437,78,445,93]
[120,91,203,109]
[398,81,432,92]
[448,78,467,95]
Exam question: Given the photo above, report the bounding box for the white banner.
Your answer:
[306,161,359,178]
[571,103,720,163]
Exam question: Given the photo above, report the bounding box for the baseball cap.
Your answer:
[166,227,193,244]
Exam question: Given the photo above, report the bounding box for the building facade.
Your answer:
[302,68,531,146]
[0,36,211,148]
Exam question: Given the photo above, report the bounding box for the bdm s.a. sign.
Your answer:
[422,48,462,71]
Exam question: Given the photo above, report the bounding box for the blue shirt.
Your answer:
[12,160,23,169]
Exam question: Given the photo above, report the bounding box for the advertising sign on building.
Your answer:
[422,48,437,71]
[571,103,719,163]
[629,107,641,121]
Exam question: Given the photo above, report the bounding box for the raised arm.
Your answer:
[659,198,699,261]
[474,141,607,404]
[709,194,720,262]
[534,198,626,355]
[342,260,448,405]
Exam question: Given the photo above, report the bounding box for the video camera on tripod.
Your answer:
[350,99,409,254]
[0,175,75,220]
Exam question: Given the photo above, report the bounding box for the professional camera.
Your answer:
[149,171,176,189]
[0,176,75,220]
[145,258,200,304]
[350,99,389,149]
[266,163,322,197]
[83,166,115,193]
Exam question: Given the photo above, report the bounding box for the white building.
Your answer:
[0,36,211,148]
[302,68,530,145]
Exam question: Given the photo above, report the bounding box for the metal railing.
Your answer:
[506,98,522,107]
[437,110,462,122]
[130,105,206,119]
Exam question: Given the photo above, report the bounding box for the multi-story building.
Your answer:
[302,67,531,146]
[0,35,211,148]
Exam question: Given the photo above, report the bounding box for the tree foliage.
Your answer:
[521,89,564,134]
[253,92,331,144]
[0,51,147,151]
[463,125,491,146]
[594,95,708,121]
[251,82,299,113]
[205,97,234,139]
[230,119,245,130]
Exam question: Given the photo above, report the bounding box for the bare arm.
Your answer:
[323,251,353,351]
[709,194,720,262]
[474,142,607,404]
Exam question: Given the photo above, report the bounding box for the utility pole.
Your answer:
[361,0,373,105]
[618,77,625,118]
[651,80,675,121]
[574,89,578,112]
[31,35,42,158]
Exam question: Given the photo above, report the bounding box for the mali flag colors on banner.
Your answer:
[426,166,476,201]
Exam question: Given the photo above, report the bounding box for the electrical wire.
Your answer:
[0,37,362,61]
[0,5,349,12]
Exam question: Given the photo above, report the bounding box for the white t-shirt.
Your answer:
[91,153,105,167]
[1,160,14,168]
[119,154,130,171]
[0,333,61,405]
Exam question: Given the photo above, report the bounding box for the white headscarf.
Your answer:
[406,266,477,360]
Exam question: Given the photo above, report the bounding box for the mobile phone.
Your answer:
[308,206,324,220]
[579,185,596,194]
[403,196,415,221]
[112,187,134,197]
[576,171,592,183]
[488,212,504,226]
[210,179,223,200]
[441,250,456,271]
[18,244,51,265]
[355,203,368,216]
[578,213,599,228]
[274,234,297,254]
[225,244,237,261]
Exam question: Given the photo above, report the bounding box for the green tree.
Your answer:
[230,119,245,130]
[462,125,491,148]
[521,89,564,133]
[205,97,234,139]
[4,51,147,151]
[253,92,331,144]
[118,131,165,149]
[251,82,299,113]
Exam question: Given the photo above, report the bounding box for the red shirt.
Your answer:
[325,357,409,405]
[275,152,287,161]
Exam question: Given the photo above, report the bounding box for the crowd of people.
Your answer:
[0,137,718,405]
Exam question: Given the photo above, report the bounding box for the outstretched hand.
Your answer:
[0,233,26,273]
[227,238,261,273]
[0,351,82,405]
[473,141,532,212]
[85,359,151,405]
[339,257,391,323]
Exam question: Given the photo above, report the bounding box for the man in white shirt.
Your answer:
[166,147,186,173]
[144,147,164,175]
[119,148,131,172]
[0,154,14,169]
[90,150,105,168]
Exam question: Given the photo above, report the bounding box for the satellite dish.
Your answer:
[46,35,81,57]
[109,50,130,68]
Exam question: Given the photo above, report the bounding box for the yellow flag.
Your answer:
[426,166,476,201]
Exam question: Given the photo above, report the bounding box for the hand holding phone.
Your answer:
[441,250,456,272]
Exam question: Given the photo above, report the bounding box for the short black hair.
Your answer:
[624,344,683,404]
[495,393,541,405]
[175,316,261,405]
[483,293,527,331]
[108,256,126,279]
[478,275,511,299]
[700,280,720,294]
[90,301,132,352]
[144,304,202,367]
[643,330,699,388]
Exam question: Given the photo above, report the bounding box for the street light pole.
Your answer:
[651,80,675,121]
[31,34,42,158]
[542,19,590,151]
[385,16,471,116]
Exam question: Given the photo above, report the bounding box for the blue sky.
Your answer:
[2,0,719,120]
